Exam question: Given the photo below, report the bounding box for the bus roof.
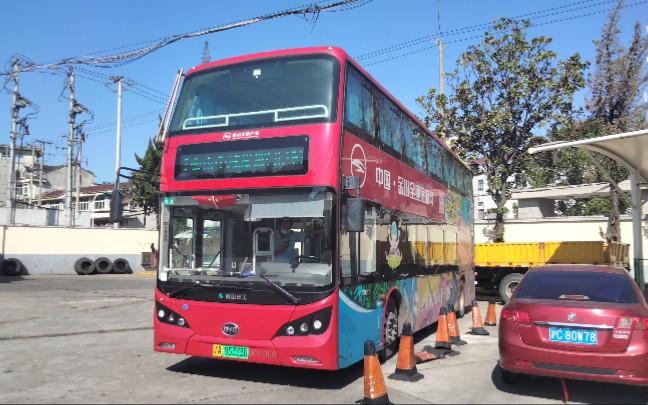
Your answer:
[185,46,348,75]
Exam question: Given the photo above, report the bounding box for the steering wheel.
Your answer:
[293,255,326,263]
[289,255,327,270]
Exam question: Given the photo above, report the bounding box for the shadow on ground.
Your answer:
[167,356,365,389]
[491,363,647,404]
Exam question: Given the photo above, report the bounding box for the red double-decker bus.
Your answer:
[153,46,475,370]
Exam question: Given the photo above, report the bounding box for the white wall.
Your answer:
[0,226,158,274]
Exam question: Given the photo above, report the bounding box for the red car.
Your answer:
[498,264,648,397]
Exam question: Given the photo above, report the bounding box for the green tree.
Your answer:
[417,18,587,241]
[584,0,648,242]
[128,138,162,228]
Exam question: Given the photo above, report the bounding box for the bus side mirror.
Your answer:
[109,190,124,223]
[346,197,365,232]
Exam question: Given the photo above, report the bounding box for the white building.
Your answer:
[0,143,156,229]
[472,173,518,221]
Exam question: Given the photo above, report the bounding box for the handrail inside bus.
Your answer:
[182,104,329,130]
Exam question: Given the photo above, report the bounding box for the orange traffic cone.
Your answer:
[446,304,467,345]
[467,300,489,335]
[361,340,391,404]
[436,307,460,356]
[388,323,424,382]
[484,299,497,326]
[435,307,452,351]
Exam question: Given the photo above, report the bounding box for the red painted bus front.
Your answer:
[154,288,340,368]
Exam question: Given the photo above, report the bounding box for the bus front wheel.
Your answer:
[379,299,399,363]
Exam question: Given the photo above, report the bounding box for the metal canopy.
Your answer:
[528,129,648,182]
[528,128,648,290]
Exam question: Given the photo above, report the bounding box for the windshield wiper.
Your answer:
[239,273,300,305]
[205,250,221,268]
[166,281,251,298]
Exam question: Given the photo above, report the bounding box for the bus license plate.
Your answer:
[213,344,249,359]
[549,327,597,345]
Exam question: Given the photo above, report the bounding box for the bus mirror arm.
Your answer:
[343,176,361,192]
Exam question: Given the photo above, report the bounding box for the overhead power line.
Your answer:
[1,0,368,75]
[357,0,646,66]
[356,0,619,61]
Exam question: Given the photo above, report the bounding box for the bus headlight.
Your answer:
[156,302,190,328]
[278,307,332,337]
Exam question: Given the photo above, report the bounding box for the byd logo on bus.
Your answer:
[350,144,367,188]
[222,322,240,336]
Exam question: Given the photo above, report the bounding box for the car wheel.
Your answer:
[500,365,520,384]
[379,299,399,363]
[499,273,523,303]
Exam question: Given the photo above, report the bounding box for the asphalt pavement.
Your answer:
[0,274,645,404]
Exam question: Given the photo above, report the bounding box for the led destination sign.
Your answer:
[175,136,309,180]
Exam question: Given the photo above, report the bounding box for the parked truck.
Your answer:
[474,241,630,302]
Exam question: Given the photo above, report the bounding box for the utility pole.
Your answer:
[29,144,35,206]
[7,59,19,225]
[437,38,445,97]
[74,127,85,220]
[34,139,52,206]
[64,71,88,227]
[66,68,76,227]
[436,37,447,142]
[112,76,123,229]
[7,59,32,225]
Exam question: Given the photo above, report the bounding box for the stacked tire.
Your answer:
[112,258,131,274]
[74,257,96,275]
[94,257,113,274]
[0,258,24,276]
[74,257,131,275]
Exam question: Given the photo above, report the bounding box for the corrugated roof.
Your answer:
[40,182,130,200]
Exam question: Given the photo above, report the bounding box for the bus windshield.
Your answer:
[159,188,335,291]
[168,55,339,134]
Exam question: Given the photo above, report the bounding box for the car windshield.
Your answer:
[515,270,639,303]
[168,55,339,134]
[158,188,335,291]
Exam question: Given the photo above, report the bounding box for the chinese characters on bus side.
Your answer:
[375,166,445,215]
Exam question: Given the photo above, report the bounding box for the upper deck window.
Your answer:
[168,55,339,134]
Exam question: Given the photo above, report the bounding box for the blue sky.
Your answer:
[0,0,646,184]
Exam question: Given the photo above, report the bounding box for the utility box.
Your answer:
[141,251,152,269]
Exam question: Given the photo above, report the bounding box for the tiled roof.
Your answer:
[40,182,131,200]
